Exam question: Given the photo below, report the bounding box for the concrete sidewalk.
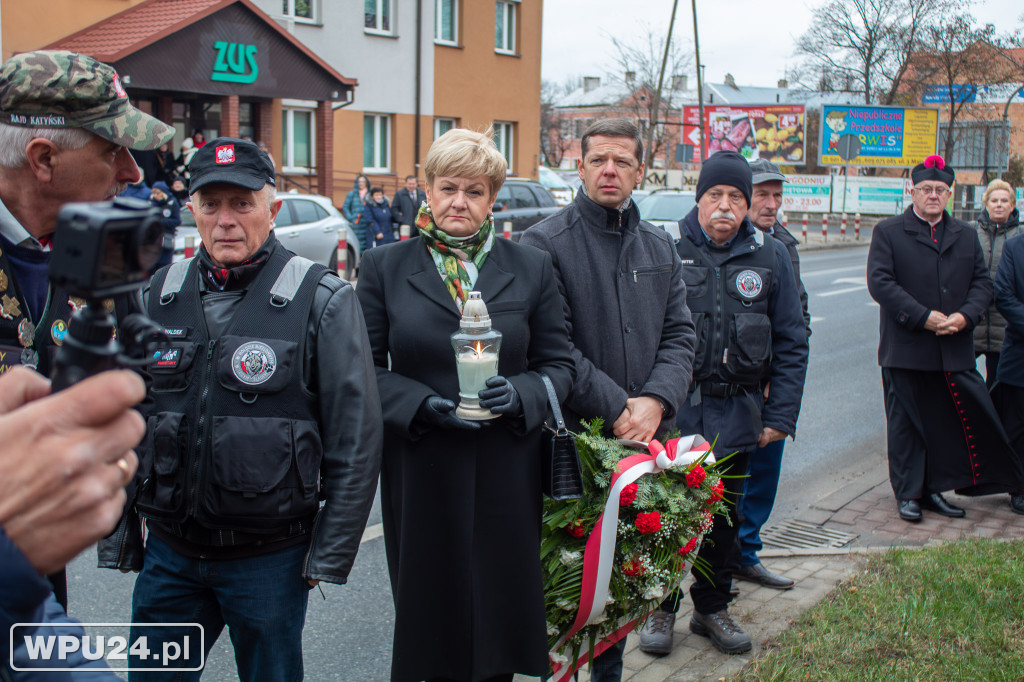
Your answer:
[547,461,1024,682]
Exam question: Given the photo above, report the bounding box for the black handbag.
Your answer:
[539,373,584,501]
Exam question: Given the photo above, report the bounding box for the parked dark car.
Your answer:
[492,178,562,239]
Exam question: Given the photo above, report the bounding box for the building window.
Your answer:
[494,1,516,54]
[364,0,393,34]
[364,114,391,172]
[572,119,582,139]
[434,117,457,139]
[493,121,514,170]
[435,0,457,44]
[282,0,315,21]
[281,104,315,171]
[559,120,570,140]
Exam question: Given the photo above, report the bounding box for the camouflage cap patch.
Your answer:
[0,50,173,150]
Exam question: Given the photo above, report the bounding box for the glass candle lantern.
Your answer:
[450,291,503,420]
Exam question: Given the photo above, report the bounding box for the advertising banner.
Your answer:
[820,105,938,167]
[782,175,832,213]
[682,105,806,164]
[833,176,912,215]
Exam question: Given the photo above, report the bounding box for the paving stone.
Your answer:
[625,661,680,682]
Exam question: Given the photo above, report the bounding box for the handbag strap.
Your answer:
[539,373,568,436]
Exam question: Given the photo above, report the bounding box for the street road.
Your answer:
[64,244,887,681]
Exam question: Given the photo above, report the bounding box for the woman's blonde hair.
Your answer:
[983,178,1015,207]
[424,128,507,196]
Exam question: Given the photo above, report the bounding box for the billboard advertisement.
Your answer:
[834,176,912,214]
[682,105,806,165]
[819,105,939,167]
[782,175,832,213]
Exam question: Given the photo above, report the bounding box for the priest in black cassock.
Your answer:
[867,154,1024,522]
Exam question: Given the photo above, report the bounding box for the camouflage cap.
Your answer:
[0,50,174,150]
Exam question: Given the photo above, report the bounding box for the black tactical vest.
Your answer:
[136,248,329,531]
[0,247,77,376]
[676,233,776,387]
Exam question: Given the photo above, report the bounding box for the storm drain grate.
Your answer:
[760,520,858,550]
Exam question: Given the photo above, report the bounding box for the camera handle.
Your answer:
[51,301,169,392]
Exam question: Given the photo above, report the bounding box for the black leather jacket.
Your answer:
[98,239,382,584]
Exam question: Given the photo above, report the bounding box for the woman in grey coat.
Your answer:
[974,179,1021,385]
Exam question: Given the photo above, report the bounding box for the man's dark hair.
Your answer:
[405,174,417,182]
[370,186,384,195]
[580,119,644,165]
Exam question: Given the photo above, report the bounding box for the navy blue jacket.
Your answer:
[674,209,808,453]
[995,233,1024,387]
[362,199,395,250]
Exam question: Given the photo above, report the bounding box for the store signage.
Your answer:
[818,105,938,168]
[211,41,259,84]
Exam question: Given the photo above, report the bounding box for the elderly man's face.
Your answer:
[188,183,280,267]
[697,184,747,245]
[749,181,783,231]
[912,181,950,223]
[406,177,418,193]
[578,135,644,209]
[54,133,141,203]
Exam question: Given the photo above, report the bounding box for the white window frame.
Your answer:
[494,1,517,55]
[435,0,458,45]
[493,121,514,171]
[433,117,457,140]
[364,0,395,36]
[281,99,316,173]
[282,0,317,23]
[364,113,392,173]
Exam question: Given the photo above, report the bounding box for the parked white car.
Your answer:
[636,190,697,241]
[173,191,361,274]
[538,166,575,207]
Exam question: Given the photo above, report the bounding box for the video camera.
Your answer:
[48,196,169,390]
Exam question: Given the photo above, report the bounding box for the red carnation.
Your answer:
[686,465,706,488]
[634,511,662,534]
[622,558,645,576]
[619,483,638,507]
[678,537,699,556]
[566,519,587,538]
[923,154,945,170]
[707,480,725,504]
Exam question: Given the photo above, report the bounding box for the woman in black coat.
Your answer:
[356,128,575,682]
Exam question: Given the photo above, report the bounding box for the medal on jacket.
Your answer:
[17,318,37,368]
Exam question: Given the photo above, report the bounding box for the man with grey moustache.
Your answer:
[638,151,808,658]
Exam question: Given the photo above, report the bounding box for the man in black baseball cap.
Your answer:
[101,135,383,678]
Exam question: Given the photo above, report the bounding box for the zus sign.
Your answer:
[211,42,259,84]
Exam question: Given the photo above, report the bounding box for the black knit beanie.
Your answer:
[696,151,752,207]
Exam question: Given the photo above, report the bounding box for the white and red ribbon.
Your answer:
[549,435,715,680]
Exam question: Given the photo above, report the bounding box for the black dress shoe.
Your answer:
[1010,495,1024,515]
[898,499,922,522]
[734,562,795,589]
[920,492,965,518]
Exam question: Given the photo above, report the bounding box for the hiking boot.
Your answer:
[638,609,676,655]
[689,609,752,654]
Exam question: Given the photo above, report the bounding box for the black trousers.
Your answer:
[661,448,752,615]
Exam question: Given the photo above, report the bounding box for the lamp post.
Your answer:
[692,0,706,166]
[451,291,502,420]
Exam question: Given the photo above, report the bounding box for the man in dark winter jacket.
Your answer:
[520,118,696,682]
[391,174,427,233]
[98,138,383,679]
[638,151,808,659]
[150,180,181,269]
[733,159,811,592]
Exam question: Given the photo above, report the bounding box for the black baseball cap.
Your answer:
[188,137,275,194]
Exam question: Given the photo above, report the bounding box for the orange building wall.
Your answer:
[2,0,148,59]
[433,0,542,179]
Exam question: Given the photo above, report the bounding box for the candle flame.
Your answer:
[472,341,484,358]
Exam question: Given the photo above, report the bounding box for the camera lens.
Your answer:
[134,215,163,271]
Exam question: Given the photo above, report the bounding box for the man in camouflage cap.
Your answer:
[0,50,173,611]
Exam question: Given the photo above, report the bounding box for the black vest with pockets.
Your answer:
[676,234,776,387]
[137,248,327,531]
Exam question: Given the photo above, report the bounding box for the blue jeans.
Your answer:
[129,534,311,681]
[736,439,785,566]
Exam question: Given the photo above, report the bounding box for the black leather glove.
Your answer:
[478,375,522,416]
[417,396,481,430]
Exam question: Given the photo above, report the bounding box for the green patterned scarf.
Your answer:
[416,203,494,307]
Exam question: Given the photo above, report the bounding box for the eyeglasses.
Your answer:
[914,186,949,196]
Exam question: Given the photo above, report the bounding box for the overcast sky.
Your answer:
[541,0,1023,89]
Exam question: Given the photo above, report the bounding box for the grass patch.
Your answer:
[738,538,1024,681]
